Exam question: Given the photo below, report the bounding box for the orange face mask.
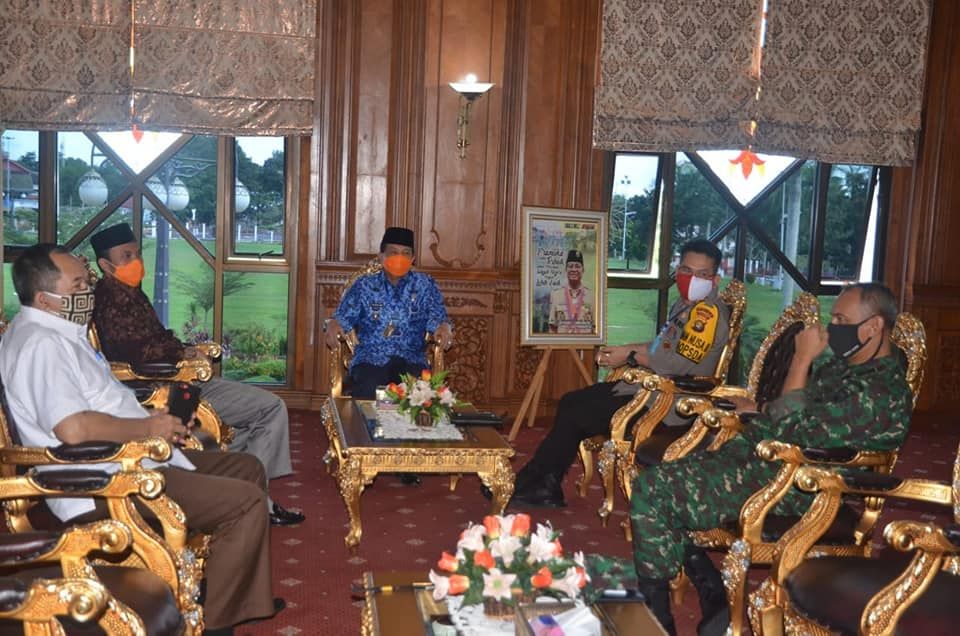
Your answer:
[111,258,145,287]
[383,254,413,278]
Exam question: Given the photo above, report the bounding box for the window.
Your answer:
[605,151,885,382]
[1,131,298,386]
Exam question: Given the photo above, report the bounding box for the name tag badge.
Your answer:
[677,302,719,363]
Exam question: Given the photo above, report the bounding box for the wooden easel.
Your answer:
[508,346,594,442]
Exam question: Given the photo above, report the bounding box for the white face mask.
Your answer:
[685,276,714,302]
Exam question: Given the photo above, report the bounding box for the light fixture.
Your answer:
[448,73,494,159]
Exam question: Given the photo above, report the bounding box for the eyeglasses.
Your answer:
[676,265,715,279]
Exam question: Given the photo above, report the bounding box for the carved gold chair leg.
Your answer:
[721,540,752,636]
[449,475,461,491]
[596,441,621,527]
[576,440,594,498]
[669,569,689,607]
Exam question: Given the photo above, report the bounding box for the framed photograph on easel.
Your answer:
[520,206,607,346]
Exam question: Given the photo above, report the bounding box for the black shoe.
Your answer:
[637,577,677,636]
[270,503,305,526]
[683,545,730,636]
[398,473,421,486]
[509,472,566,508]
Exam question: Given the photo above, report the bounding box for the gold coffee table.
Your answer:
[322,397,515,550]
[360,571,669,635]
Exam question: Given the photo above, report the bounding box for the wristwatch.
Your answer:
[626,350,640,368]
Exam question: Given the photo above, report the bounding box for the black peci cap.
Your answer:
[90,223,136,255]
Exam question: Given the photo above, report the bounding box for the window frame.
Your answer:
[1,130,299,387]
[604,150,889,338]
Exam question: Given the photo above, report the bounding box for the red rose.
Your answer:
[531,566,553,589]
[474,550,495,570]
[511,513,531,536]
[437,551,459,572]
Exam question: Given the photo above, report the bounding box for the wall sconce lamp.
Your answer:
[449,74,494,159]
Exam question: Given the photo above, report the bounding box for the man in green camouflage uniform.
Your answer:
[587,283,913,636]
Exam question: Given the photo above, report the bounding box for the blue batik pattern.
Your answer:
[333,270,448,369]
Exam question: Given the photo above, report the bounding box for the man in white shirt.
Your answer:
[0,244,279,635]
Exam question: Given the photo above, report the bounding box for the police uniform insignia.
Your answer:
[675,302,718,363]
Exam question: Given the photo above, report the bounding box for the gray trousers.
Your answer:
[200,376,293,481]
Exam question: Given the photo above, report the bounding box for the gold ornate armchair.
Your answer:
[708,312,927,635]
[747,439,958,636]
[0,574,112,635]
[87,323,232,452]
[0,516,183,635]
[0,378,206,634]
[596,285,814,531]
[327,258,445,399]
[575,279,746,513]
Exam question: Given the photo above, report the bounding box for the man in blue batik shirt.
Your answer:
[325,227,454,398]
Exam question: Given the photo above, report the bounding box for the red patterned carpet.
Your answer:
[243,410,957,636]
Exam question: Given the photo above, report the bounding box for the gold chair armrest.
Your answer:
[0,438,172,473]
[708,385,751,399]
[110,356,214,383]
[858,520,960,635]
[193,341,221,359]
[794,465,953,507]
[0,576,109,627]
[0,520,132,577]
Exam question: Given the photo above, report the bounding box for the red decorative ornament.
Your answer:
[131,124,144,143]
[729,149,765,179]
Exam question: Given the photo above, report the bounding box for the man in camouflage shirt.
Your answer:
[588,283,913,636]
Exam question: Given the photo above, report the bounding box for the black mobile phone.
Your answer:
[167,382,201,426]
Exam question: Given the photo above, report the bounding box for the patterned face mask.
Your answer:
[44,290,96,325]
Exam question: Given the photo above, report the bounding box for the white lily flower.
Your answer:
[482,568,517,601]
[496,514,516,536]
[528,529,560,562]
[429,569,450,601]
[489,535,523,567]
[457,524,486,552]
[439,387,456,406]
[573,551,591,583]
[549,567,582,599]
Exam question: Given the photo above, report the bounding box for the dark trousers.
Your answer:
[72,450,273,629]
[351,357,427,399]
[528,382,633,475]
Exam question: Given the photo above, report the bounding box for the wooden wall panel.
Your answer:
[886,0,960,427]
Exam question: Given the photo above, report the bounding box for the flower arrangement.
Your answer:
[428,514,589,614]
[384,369,461,425]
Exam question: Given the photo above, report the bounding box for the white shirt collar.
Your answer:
[17,306,89,341]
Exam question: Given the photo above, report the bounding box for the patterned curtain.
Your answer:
[0,1,130,130]
[594,0,932,166]
[756,0,930,165]
[593,0,763,153]
[0,0,316,135]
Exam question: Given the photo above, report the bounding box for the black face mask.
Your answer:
[827,316,877,359]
